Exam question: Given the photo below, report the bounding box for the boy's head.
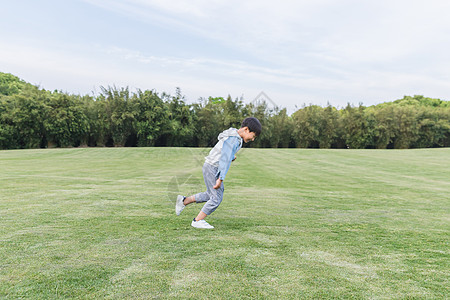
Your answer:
[239,117,262,143]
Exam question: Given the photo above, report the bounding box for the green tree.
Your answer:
[8,86,48,148]
[193,97,224,147]
[414,107,450,148]
[373,106,397,149]
[265,108,293,148]
[0,72,30,96]
[317,104,339,148]
[392,106,419,149]
[292,105,322,148]
[0,96,17,149]
[44,92,89,147]
[99,86,138,146]
[222,95,244,129]
[134,90,169,147]
[81,95,106,147]
[164,91,196,147]
[3,72,450,150]
[341,104,376,149]
[392,95,448,107]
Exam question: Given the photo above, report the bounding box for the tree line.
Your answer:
[1,72,449,150]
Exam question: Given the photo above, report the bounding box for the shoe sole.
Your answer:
[176,195,185,216]
[191,223,214,229]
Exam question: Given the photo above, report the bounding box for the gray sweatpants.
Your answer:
[194,163,224,215]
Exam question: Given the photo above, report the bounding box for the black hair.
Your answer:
[241,117,262,136]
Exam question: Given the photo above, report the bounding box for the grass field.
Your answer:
[0,147,449,299]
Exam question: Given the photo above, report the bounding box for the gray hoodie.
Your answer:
[204,128,243,180]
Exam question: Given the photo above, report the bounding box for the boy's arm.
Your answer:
[216,137,239,184]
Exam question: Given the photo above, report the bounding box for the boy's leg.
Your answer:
[184,190,210,205]
[183,194,206,205]
[185,163,213,206]
[188,163,224,228]
[176,193,208,217]
[194,211,208,221]
[199,180,224,217]
[197,164,224,218]
[183,195,196,205]
[177,164,213,217]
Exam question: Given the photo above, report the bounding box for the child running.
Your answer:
[176,117,262,229]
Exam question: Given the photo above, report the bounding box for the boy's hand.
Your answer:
[213,178,223,189]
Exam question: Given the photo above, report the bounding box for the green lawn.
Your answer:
[0,147,449,299]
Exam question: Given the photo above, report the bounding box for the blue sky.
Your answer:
[1,0,449,112]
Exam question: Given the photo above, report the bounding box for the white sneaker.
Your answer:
[191,218,214,229]
[175,195,185,216]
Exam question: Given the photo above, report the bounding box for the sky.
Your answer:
[1,0,450,112]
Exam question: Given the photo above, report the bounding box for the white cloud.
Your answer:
[3,0,450,111]
[81,0,450,68]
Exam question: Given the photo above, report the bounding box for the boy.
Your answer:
[176,117,262,229]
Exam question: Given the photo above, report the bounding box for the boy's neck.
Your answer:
[237,127,246,138]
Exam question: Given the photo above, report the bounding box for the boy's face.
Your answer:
[242,127,257,143]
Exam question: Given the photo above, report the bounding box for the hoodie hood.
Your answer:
[218,128,240,141]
